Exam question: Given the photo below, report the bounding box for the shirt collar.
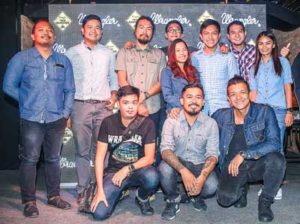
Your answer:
[198,45,221,56]
[81,41,100,50]
[178,110,205,125]
[135,44,153,52]
[32,46,54,60]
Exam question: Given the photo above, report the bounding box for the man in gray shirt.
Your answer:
[159,83,219,221]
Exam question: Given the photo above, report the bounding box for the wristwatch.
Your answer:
[239,151,247,159]
[287,108,293,113]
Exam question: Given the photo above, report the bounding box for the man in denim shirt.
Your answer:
[159,83,219,221]
[212,76,285,222]
[3,20,75,217]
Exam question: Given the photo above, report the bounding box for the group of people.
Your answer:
[2,12,294,223]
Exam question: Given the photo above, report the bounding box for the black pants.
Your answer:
[217,152,286,207]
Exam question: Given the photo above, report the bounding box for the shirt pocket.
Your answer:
[48,65,65,81]
[147,56,160,82]
[126,56,139,78]
[194,133,207,149]
[23,63,42,84]
[249,123,265,143]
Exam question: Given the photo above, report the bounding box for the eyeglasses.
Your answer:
[167,29,182,34]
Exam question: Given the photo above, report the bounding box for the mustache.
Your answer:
[188,103,200,107]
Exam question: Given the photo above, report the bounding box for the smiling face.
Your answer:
[165,22,183,43]
[257,35,275,58]
[31,21,55,47]
[180,87,204,116]
[118,94,139,120]
[227,24,246,48]
[227,82,250,112]
[81,19,102,46]
[175,41,189,65]
[135,19,153,45]
[200,24,220,50]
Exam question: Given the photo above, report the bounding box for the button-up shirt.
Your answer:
[160,111,219,165]
[3,47,75,123]
[249,57,293,108]
[192,47,239,115]
[66,42,118,101]
[116,45,166,114]
[230,43,256,82]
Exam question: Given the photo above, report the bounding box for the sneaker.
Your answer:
[258,187,262,197]
[23,201,39,218]
[180,193,191,204]
[191,197,207,211]
[47,196,71,210]
[234,184,248,208]
[135,197,154,216]
[274,188,282,200]
[161,202,180,220]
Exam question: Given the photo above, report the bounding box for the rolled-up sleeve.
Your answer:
[160,118,175,153]
[205,119,219,160]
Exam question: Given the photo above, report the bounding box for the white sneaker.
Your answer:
[258,187,282,200]
[274,188,282,200]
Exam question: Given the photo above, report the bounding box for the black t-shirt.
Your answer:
[225,124,247,166]
[98,113,156,172]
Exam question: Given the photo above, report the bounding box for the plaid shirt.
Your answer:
[230,43,256,82]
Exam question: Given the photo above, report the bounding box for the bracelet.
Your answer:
[128,164,135,175]
[287,108,293,113]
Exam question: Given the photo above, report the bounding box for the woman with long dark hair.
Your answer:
[161,38,199,118]
[249,31,293,199]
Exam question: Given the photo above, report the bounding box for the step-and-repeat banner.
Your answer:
[49,3,266,188]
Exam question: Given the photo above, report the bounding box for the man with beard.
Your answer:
[90,85,159,220]
[3,20,75,217]
[159,83,219,220]
[212,76,285,222]
[116,16,165,165]
[65,14,118,211]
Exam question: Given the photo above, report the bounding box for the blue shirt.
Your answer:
[192,47,239,115]
[160,66,190,113]
[66,42,118,100]
[160,111,219,165]
[249,57,293,108]
[3,47,75,123]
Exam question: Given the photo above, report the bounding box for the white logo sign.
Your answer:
[127,11,141,29]
[198,11,214,24]
[105,40,119,53]
[221,13,261,27]
[54,11,72,31]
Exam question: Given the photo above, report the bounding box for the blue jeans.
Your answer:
[159,159,218,202]
[217,152,285,207]
[149,110,162,167]
[71,101,112,193]
[273,107,286,154]
[19,118,66,203]
[93,166,159,220]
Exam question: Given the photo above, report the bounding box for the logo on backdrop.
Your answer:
[198,11,214,24]
[150,13,191,26]
[53,11,72,31]
[127,11,141,29]
[53,43,66,54]
[78,13,120,27]
[221,13,261,27]
[105,40,119,53]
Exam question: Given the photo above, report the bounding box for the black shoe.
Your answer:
[48,196,71,210]
[258,195,274,222]
[234,184,248,208]
[161,201,180,220]
[180,193,191,204]
[135,197,154,216]
[191,197,207,211]
[23,201,39,218]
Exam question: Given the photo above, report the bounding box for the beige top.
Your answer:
[116,45,166,114]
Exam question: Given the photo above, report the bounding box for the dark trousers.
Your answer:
[19,118,66,203]
[149,110,162,166]
[93,166,159,220]
[217,152,286,207]
[159,159,218,202]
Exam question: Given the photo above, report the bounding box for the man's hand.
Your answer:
[124,40,135,49]
[280,43,290,58]
[90,189,108,212]
[105,97,116,111]
[138,103,149,117]
[228,154,244,176]
[189,175,205,196]
[112,166,129,187]
[285,112,293,127]
[180,167,197,194]
[168,108,181,119]
[220,43,229,54]
[66,117,71,129]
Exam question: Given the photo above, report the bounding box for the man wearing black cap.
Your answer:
[66,14,118,211]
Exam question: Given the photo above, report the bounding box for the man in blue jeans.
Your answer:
[3,20,75,217]
[159,83,219,221]
[90,85,159,220]
[212,76,286,222]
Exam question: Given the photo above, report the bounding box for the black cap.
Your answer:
[82,14,102,28]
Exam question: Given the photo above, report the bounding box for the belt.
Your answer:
[74,99,108,104]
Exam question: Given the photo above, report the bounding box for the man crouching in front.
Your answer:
[90,85,159,220]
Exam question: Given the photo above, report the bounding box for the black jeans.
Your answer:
[19,118,66,203]
[217,152,286,207]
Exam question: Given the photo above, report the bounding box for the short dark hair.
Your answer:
[227,75,250,95]
[181,83,204,98]
[227,21,245,34]
[135,15,155,34]
[32,19,54,34]
[117,85,140,100]
[165,20,183,34]
[200,19,220,34]
[82,14,102,28]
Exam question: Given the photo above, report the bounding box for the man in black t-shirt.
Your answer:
[90,85,159,220]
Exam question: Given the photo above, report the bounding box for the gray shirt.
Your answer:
[160,111,219,164]
[116,45,166,114]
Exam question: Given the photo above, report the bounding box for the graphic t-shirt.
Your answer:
[98,113,156,172]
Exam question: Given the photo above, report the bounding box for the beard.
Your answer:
[137,37,150,45]
[185,103,201,116]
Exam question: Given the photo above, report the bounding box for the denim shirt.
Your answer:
[160,66,189,113]
[3,47,75,123]
[212,103,281,170]
[160,111,219,165]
